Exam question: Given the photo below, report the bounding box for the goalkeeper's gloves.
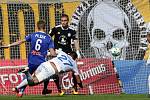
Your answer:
[76,50,81,58]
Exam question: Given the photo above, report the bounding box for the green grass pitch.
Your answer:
[0,94,150,100]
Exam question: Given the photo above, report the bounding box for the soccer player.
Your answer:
[22,51,83,90]
[46,14,81,95]
[50,14,81,56]
[2,20,56,97]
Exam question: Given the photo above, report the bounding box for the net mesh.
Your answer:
[0,0,149,95]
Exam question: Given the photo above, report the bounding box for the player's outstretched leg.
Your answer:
[18,86,27,97]
[72,86,78,95]
[14,76,28,97]
[72,73,79,95]
[12,78,28,98]
[12,87,19,93]
[12,87,23,98]
[20,68,35,86]
[42,79,52,95]
[53,75,64,96]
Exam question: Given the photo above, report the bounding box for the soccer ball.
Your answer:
[110,47,121,57]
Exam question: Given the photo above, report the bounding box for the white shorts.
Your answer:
[35,61,55,82]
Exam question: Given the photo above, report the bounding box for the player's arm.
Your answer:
[74,39,80,50]
[1,39,26,48]
[48,48,57,57]
[47,36,57,57]
[74,39,81,57]
[1,33,32,48]
[73,74,83,88]
[72,31,81,58]
[49,27,57,37]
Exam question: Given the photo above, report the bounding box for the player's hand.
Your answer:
[76,50,81,59]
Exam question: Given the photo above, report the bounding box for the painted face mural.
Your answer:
[87,1,131,59]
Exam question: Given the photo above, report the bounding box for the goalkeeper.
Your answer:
[47,14,81,95]
[21,51,83,91]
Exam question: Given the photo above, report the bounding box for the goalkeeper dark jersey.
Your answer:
[50,25,77,53]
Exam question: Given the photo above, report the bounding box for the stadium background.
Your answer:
[0,0,150,96]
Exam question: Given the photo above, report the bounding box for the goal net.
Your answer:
[0,0,150,95]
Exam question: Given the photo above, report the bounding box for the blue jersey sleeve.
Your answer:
[25,34,32,42]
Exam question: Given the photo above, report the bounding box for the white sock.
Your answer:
[16,79,28,89]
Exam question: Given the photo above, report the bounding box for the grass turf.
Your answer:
[0,94,150,100]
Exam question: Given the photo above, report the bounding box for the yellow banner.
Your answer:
[0,1,79,60]
[132,0,150,22]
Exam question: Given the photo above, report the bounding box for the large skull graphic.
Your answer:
[87,1,131,60]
